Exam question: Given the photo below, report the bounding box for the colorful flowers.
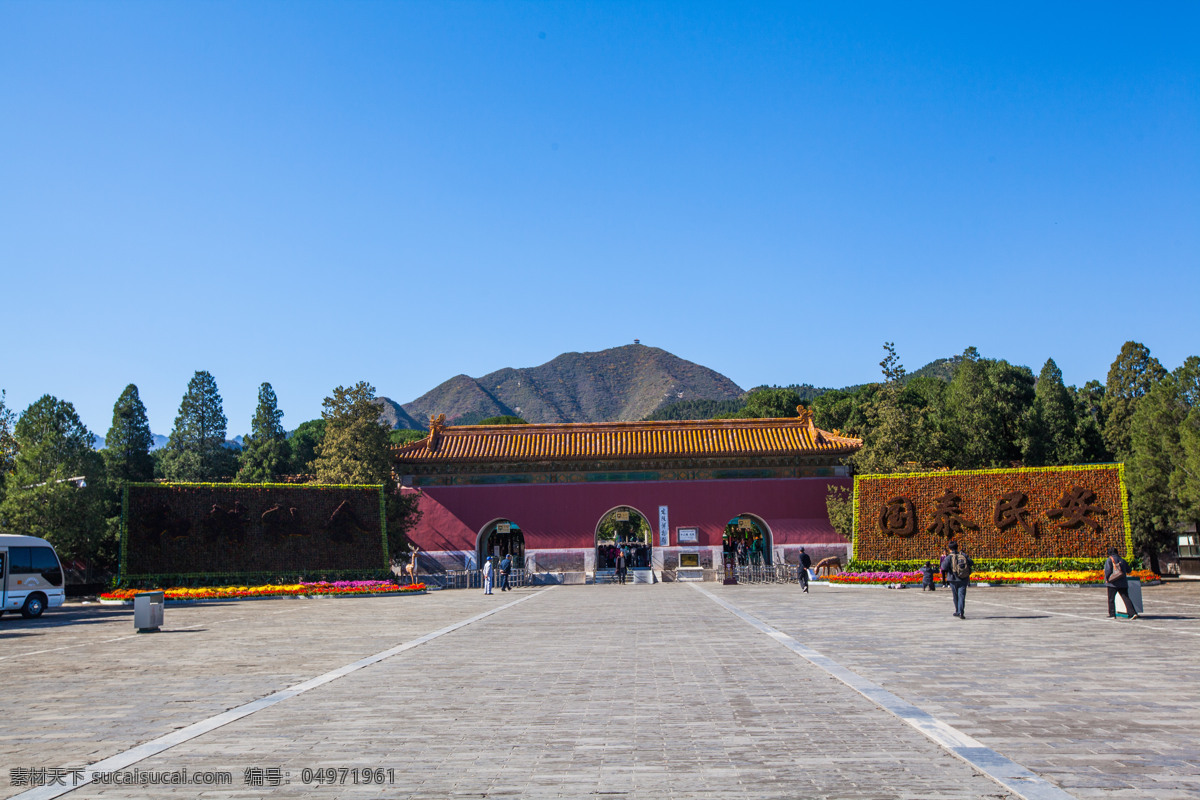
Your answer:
[100,580,424,602]
[828,570,1156,585]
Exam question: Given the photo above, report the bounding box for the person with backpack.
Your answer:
[939,541,974,619]
[1104,547,1138,619]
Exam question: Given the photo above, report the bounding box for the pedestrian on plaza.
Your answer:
[938,547,950,587]
[499,553,513,592]
[940,541,973,619]
[921,560,937,592]
[798,547,811,593]
[615,549,627,584]
[1104,547,1138,619]
[482,555,494,595]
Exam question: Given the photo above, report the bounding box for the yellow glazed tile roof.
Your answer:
[392,416,862,465]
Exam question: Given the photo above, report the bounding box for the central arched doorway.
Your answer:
[595,506,653,574]
[723,514,772,566]
[478,519,525,568]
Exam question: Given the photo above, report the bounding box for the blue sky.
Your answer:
[1,2,1196,437]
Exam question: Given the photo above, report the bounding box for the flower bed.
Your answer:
[100,580,424,602]
[828,570,1157,586]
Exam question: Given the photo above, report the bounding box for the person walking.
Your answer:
[615,549,627,585]
[940,541,973,619]
[482,555,494,595]
[499,553,513,592]
[798,547,811,593]
[1104,547,1138,619]
[938,547,950,588]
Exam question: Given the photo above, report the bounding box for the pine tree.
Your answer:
[237,383,291,482]
[160,371,235,481]
[103,384,155,484]
[1025,359,1081,466]
[1073,380,1111,463]
[313,382,392,484]
[851,343,941,473]
[1102,341,1166,462]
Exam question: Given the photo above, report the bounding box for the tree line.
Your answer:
[0,373,414,581]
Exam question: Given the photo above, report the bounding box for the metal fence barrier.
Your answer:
[413,569,530,590]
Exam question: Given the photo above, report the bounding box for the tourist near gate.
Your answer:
[393,411,862,583]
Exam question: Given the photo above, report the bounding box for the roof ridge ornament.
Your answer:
[428,413,447,452]
[797,405,825,444]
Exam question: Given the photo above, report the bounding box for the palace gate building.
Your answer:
[394,412,861,582]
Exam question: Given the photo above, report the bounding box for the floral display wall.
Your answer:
[853,465,1131,562]
[122,483,388,580]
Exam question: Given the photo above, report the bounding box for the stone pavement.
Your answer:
[1,580,1197,799]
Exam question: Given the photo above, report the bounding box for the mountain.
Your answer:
[905,356,963,383]
[92,433,221,452]
[389,344,745,428]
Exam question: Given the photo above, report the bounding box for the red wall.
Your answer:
[405,477,850,552]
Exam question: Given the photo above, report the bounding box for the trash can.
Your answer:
[134,591,164,632]
[1116,578,1143,618]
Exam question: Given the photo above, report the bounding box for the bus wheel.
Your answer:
[21,594,46,619]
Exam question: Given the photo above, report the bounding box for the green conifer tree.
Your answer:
[103,384,155,484]
[1025,359,1081,466]
[237,383,291,482]
[160,371,235,481]
[1102,341,1166,462]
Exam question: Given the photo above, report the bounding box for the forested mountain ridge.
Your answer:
[387,345,745,428]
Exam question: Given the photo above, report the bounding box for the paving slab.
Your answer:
[1,580,1197,799]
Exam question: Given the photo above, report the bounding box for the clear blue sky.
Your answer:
[1,2,1196,437]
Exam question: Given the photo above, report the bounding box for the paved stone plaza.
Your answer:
[2,580,1199,799]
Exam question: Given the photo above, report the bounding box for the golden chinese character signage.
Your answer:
[853,464,1131,561]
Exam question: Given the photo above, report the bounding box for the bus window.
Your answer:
[8,546,32,574]
[30,547,63,587]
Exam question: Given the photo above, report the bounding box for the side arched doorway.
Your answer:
[595,506,653,574]
[478,519,525,568]
[723,514,772,567]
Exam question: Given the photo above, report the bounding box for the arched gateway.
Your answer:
[393,412,861,582]
[478,519,525,568]
[724,514,773,566]
[595,506,653,575]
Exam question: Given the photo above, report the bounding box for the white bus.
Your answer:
[0,534,67,619]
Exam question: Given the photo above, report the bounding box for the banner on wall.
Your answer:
[658,505,669,547]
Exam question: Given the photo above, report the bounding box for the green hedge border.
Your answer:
[120,482,388,588]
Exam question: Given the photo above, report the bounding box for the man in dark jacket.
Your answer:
[1104,547,1137,619]
[940,541,974,619]
[798,548,812,594]
[499,554,513,592]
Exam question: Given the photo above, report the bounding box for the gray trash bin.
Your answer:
[134,590,164,632]
[1116,578,1143,617]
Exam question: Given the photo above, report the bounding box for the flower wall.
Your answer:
[852,465,1131,563]
[122,483,388,582]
